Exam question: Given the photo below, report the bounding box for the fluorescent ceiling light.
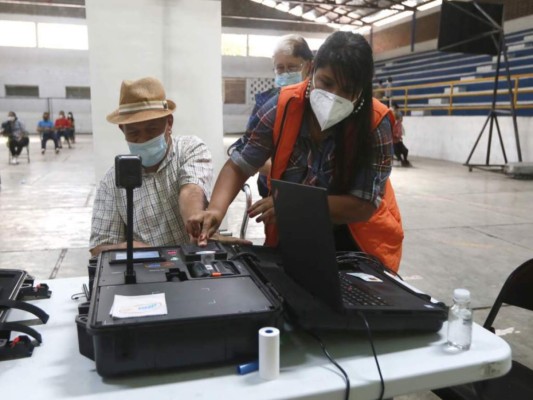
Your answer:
[334,7,347,14]
[302,10,317,21]
[289,5,303,16]
[276,2,290,12]
[315,16,329,24]
[362,9,396,24]
[262,0,277,8]
[418,0,442,11]
[402,0,418,7]
[374,10,413,27]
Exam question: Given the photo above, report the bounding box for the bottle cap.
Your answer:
[453,288,471,302]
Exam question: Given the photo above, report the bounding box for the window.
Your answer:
[304,38,326,52]
[5,85,39,97]
[248,35,278,57]
[66,86,91,99]
[37,23,88,50]
[0,20,36,47]
[221,34,247,56]
[224,78,246,104]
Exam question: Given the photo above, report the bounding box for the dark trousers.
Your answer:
[41,132,59,149]
[393,141,409,162]
[9,137,29,156]
[56,129,71,147]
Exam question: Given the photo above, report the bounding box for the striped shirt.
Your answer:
[230,94,393,207]
[90,136,212,249]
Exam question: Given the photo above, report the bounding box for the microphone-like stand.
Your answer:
[115,155,143,284]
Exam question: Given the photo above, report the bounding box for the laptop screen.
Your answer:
[271,179,344,311]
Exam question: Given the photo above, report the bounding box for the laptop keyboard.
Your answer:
[339,274,390,307]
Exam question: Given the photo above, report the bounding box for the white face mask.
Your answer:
[7,116,15,122]
[309,88,355,131]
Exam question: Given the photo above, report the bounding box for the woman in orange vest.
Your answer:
[188,32,404,271]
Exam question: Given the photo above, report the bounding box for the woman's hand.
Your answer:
[247,196,277,225]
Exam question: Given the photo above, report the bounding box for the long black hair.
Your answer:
[312,32,374,194]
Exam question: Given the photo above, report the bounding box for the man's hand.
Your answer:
[247,196,276,225]
[186,209,224,246]
[211,232,252,246]
[90,240,150,257]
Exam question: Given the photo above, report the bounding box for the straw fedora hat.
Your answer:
[106,77,176,124]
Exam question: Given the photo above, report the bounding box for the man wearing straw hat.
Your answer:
[90,77,218,256]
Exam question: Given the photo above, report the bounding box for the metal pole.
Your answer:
[410,10,416,53]
[502,42,522,161]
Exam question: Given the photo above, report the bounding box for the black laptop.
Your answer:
[269,179,447,332]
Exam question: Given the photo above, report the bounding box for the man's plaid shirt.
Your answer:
[90,136,212,249]
[231,94,393,207]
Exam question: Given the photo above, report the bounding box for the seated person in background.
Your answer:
[228,34,313,198]
[37,112,59,154]
[67,111,76,144]
[384,76,393,107]
[187,32,404,272]
[391,103,410,167]
[90,77,249,257]
[374,79,385,102]
[54,110,72,149]
[1,111,29,165]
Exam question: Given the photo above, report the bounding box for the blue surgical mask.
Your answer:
[275,71,302,88]
[127,132,168,167]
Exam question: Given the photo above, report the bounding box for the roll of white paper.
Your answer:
[259,326,280,380]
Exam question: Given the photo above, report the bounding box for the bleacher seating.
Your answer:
[374,28,533,116]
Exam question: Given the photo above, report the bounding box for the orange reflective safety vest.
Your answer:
[265,80,404,271]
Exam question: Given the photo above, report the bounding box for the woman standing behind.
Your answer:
[67,112,75,144]
[189,32,404,271]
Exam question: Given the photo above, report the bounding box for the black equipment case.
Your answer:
[1,270,51,361]
[76,243,284,377]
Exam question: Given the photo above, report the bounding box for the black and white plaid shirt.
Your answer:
[90,136,212,249]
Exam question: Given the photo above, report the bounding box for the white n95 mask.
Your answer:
[310,88,355,131]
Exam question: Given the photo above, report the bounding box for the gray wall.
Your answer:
[0,13,91,133]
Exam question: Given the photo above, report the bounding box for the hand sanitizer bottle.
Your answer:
[447,288,473,350]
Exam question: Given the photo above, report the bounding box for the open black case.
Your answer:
[0,269,51,361]
[77,243,446,377]
[76,243,284,377]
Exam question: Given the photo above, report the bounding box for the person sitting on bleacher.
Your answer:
[37,112,59,155]
[1,111,29,165]
[54,110,72,149]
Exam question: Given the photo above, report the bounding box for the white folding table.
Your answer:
[1,276,511,400]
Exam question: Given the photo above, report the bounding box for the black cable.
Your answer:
[357,311,385,400]
[336,251,403,280]
[229,252,260,263]
[305,330,351,400]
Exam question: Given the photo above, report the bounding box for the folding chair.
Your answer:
[7,138,30,164]
[240,183,252,239]
[433,258,533,400]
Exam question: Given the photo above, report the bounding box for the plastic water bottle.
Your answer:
[446,288,473,350]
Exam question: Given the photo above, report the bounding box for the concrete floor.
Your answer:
[1,134,532,399]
